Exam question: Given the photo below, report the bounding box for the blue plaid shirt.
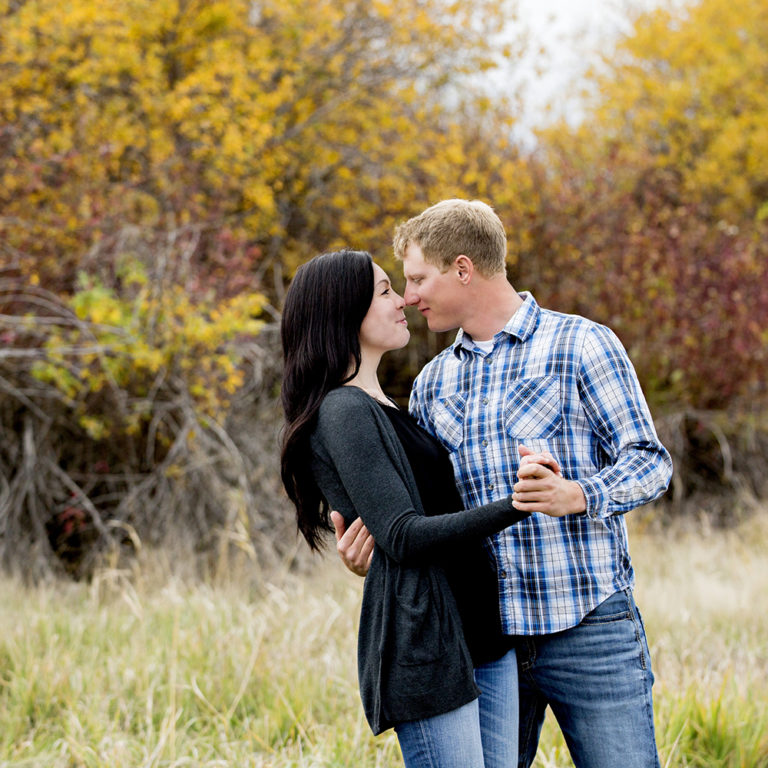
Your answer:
[409,292,673,635]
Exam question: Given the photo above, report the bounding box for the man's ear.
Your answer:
[454,255,474,285]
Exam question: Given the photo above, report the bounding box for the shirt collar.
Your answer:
[452,291,540,357]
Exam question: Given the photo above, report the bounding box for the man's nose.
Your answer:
[403,285,419,305]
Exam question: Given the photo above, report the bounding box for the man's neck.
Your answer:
[461,279,523,341]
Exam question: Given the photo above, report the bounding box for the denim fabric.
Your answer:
[395,648,519,768]
[475,648,519,768]
[517,590,660,768]
[395,699,486,768]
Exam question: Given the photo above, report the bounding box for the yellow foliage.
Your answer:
[585,0,768,220]
[0,0,528,288]
[31,264,267,438]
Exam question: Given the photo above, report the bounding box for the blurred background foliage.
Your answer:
[1,0,766,578]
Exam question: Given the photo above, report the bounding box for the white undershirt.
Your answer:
[472,338,494,354]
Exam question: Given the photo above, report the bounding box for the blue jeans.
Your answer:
[517,589,660,768]
[395,648,518,768]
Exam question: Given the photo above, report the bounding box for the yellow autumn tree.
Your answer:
[0,0,533,575]
[526,0,768,408]
[0,0,525,292]
[582,0,768,222]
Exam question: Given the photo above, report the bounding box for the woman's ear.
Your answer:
[454,255,474,285]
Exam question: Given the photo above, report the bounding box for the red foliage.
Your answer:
[513,156,768,411]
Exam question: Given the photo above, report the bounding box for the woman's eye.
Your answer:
[382,289,390,295]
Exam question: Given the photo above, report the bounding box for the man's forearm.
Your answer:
[577,443,673,519]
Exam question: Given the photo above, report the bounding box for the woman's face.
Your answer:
[359,263,410,354]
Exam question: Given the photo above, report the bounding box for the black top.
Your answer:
[380,403,515,665]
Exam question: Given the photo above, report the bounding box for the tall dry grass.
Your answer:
[633,512,768,768]
[0,512,766,767]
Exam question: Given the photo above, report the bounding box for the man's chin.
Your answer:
[426,318,456,333]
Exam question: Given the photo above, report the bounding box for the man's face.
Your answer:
[402,242,465,333]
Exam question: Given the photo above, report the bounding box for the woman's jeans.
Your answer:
[395,647,518,768]
[517,589,661,768]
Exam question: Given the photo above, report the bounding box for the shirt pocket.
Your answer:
[430,392,466,453]
[504,376,563,439]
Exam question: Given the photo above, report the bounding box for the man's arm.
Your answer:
[515,325,672,519]
[330,510,373,577]
[576,325,672,518]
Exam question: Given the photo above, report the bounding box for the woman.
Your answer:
[280,249,535,767]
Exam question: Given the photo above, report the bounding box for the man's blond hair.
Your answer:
[393,199,507,277]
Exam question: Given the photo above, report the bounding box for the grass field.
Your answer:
[1,513,766,767]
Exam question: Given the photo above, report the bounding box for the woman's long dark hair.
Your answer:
[280,249,374,550]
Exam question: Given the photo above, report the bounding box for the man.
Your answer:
[333,199,672,768]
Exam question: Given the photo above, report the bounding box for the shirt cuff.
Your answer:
[577,476,609,520]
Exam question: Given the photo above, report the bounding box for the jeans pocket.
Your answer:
[579,590,633,625]
[579,590,650,671]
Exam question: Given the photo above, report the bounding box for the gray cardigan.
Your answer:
[310,386,526,734]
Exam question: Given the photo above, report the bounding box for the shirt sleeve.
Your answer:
[314,394,527,563]
[408,373,428,432]
[575,324,673,519]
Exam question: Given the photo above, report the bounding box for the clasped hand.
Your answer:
[511,445,586,518]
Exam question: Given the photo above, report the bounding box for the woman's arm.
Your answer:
[313,392,527,564]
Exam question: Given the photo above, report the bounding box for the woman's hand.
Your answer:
[517,445,562,476]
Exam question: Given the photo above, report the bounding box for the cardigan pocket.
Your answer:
[392,569,444,666]
[375,561,477,729]
[385,566,475,712]
[386,567,467,701]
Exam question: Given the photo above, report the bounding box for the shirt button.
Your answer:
[482,439,488,447]
[500,571,507,579]
[488,483,494,490]
[485,357,492,363]
[482,397,489,405]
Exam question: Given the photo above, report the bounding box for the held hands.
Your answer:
[330,510,373,577]
[512,445,586,517]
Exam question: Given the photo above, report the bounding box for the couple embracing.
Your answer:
[280,199,672,768]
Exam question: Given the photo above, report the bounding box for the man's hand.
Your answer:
[330,510,373,577]
[513,445,586,517]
